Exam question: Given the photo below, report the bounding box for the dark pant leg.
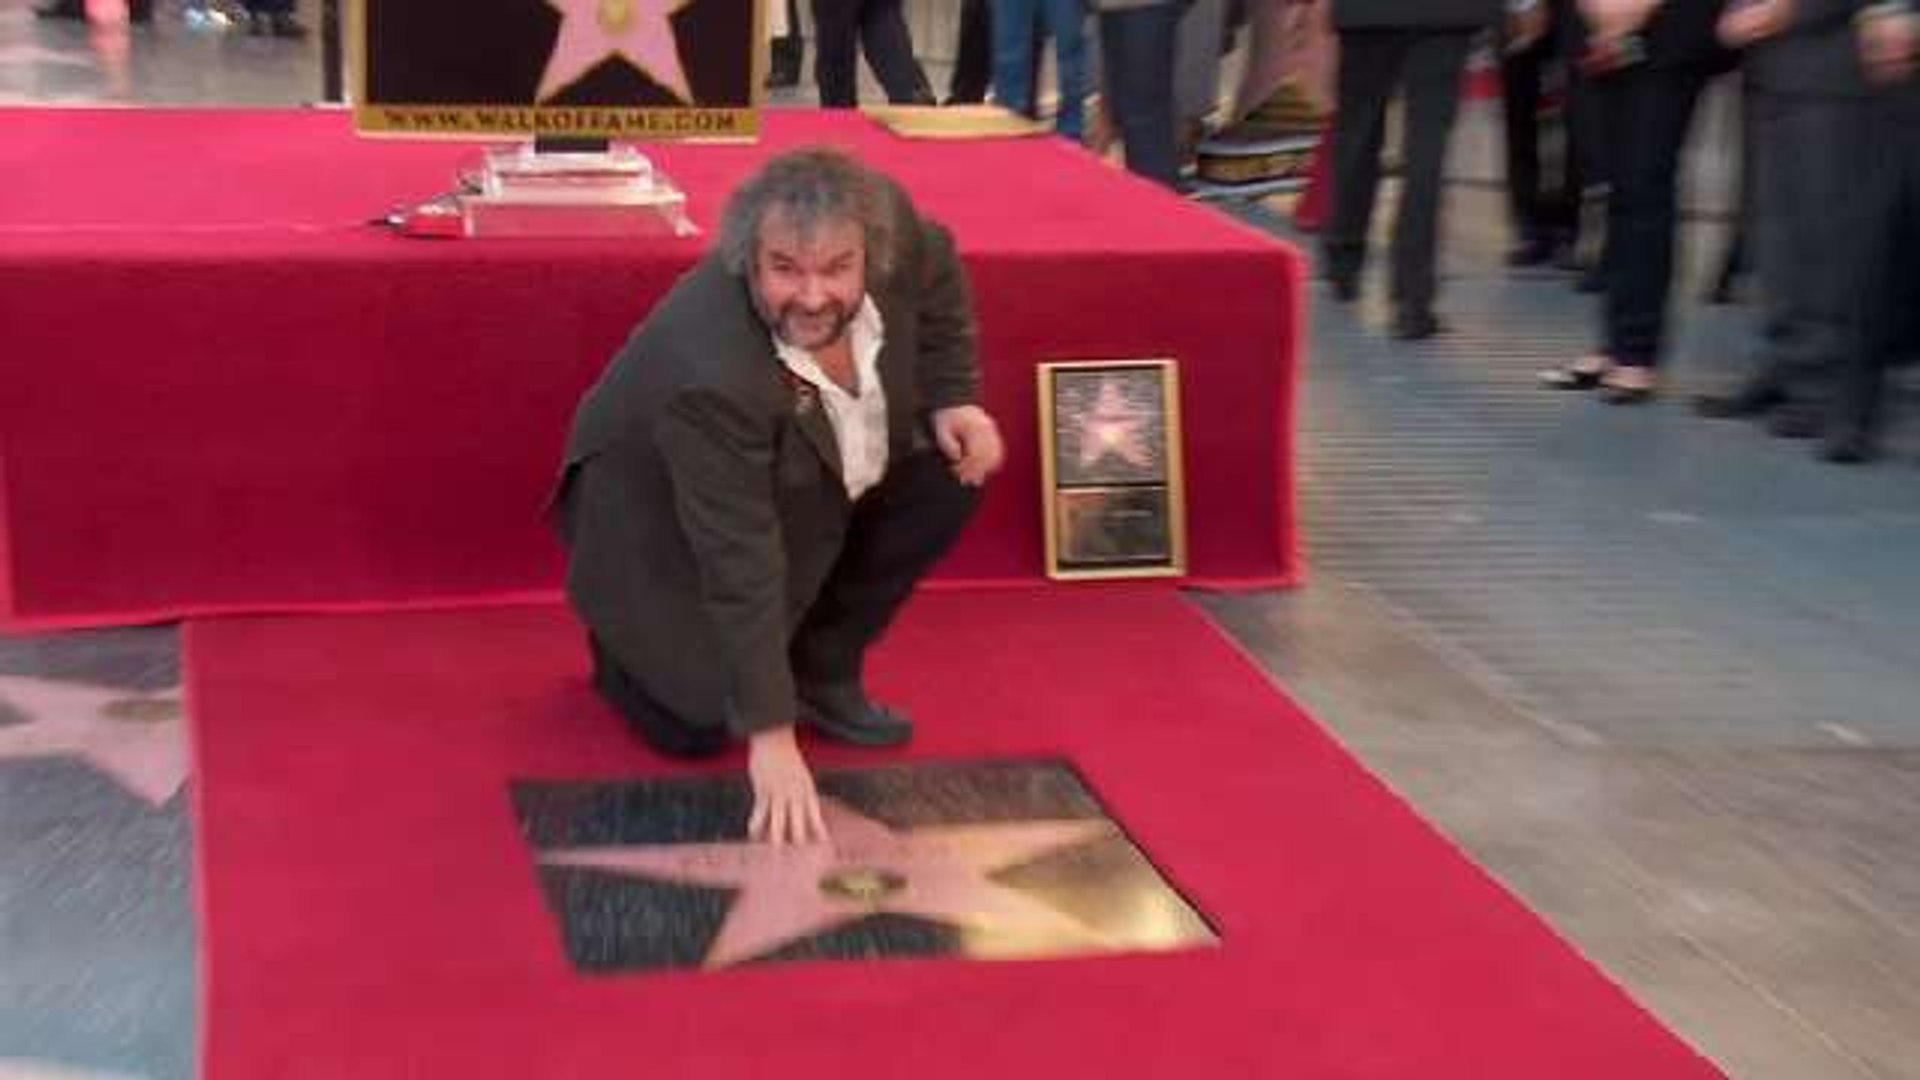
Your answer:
[788,450,981,690]
[1323,31,1408,284]
[770,0,804,79]
[1750,92,1874,402]
[858,0,935,103]
[1389,31,1474,312]
[589,635,731,759]
[949,0,994,102]
[1502,40,1547,237]
[1599,64,1707,368]
[811,0,864,106]
[1834,113,1920,439]
[1099,5,1183,188]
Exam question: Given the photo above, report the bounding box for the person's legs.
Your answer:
[769,0,805,88]
[857,0,936,103]
[1827,110,1919,461]
[1501,36,1549,258]
[1172,0,1226,142]
[589,635,731,759]
[1098,4,1183,186]
[811,0,864,106]
[788,451,981,726]
[992,0,1043,117]
[1708,91,1868,422]
[1042,0,1088,138]
[949,0,995,102]
[1600,65,1707,376]
[1322,30,1405,296]
[1387,30,1473,323]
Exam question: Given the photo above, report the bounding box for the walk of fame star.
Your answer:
[1074,377,1157,474]
[0,674,188,807]
[538,0,695,103]
[542,796,1119,968]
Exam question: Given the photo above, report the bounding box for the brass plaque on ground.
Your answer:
[513,759,1218,972]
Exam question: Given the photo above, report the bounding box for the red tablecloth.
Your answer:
[0,107,1304,628]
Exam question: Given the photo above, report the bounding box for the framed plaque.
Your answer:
[1037,360,1187,580]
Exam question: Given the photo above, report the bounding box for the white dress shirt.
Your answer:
[773,295,890,501]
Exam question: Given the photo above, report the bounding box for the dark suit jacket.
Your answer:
[554,183,979,738]
[1639,0,1736,69]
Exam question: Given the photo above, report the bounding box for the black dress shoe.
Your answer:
[765,41,802,88]
[1822,429,1880,464]
[1506,235,1556,268]
[1767,402,1825,439]
[799,684,914,747]
[1693,382,1785,419]
[1389,309,1443,340]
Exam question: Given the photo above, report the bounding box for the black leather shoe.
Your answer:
[1693,382,1784,420]
[1767,402,1825,439]
[799,684,914,747]
[1390,309,1443,341]
[765,42,801,88]
[1506,235,1556,268]
[1821,429,1880,464]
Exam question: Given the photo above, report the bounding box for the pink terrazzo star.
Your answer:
[1077,377,1156,472]
[0,674,188,807]
[537,0,695,103]
[543,797,1117,967]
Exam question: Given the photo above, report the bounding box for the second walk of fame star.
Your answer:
[539,0,696,103]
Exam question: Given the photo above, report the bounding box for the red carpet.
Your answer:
[0,108,1302,628]
[186,590,1717,1079]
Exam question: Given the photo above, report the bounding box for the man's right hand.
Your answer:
[747,726,829,845]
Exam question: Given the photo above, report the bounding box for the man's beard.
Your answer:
[755,289,856,352]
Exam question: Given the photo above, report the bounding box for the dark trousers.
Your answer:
[1833,106,1920,441]
[592,450,979,759]
[1099,4,1184,188]
[811,0,934,107]
[1323,29,1476,314]
[949,0,995,103]
[1743,90,1875,402]
[1596,63,1710,368]
[771,0,804,80]
[1501,37,1580,244]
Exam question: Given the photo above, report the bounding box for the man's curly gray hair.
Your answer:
[717,146,898,282]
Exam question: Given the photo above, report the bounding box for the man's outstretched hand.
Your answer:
[932,405,1006,487]
[748,726,828,845]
